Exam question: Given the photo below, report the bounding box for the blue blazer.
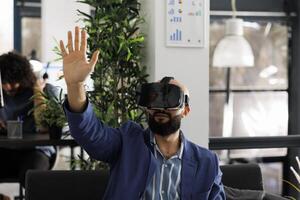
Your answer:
[64,102,225,200]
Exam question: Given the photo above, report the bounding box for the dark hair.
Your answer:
[42,72,49,80]
[0,51,36,89]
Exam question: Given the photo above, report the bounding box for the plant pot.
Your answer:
[49,126,62,140]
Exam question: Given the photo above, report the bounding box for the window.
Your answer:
[209,21,289,158]
[209,20,289,195]
[22,17,41,59]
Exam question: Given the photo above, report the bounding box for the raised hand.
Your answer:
[60,27,99,112]
[60,26,99,86]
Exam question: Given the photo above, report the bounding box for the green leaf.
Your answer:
[283,180,300,192]
[76,0,148,129]
[77,10,92,20]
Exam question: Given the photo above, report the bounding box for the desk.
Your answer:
[0,134,79,169]
[0,134,77,148]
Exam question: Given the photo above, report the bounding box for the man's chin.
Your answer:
[154,131,177,137]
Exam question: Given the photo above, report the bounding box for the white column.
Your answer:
[141,0,210,147]
[0,0,14,54]
[41,0,90,63]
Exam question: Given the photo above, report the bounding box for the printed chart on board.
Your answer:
[166,0,206,48]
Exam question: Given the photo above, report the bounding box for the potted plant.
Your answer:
[33,89,67,139]
[72,0,148,169]
[78,0,148,127]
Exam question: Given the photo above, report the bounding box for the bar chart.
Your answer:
[166,0,206,47]
[170,16,182,22]
[169,29,182,41]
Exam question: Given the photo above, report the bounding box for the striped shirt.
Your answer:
[142,132,184,200]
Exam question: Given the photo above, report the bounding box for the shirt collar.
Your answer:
[149,131,184,160]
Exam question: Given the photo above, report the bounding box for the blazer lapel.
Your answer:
[143,130,159,188]
[181,136,198,199]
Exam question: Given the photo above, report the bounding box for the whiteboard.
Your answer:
[166,0,206,48]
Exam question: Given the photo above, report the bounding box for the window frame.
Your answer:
[210,0,300,197]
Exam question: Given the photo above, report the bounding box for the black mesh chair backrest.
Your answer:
[25,170,109,200]
[220,164,264,191]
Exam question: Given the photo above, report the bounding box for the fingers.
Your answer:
[63,27,88,56]
[75,26,80,51]
[80,29,87,53]
[89,50,100,69]
[60,40,67,57]
[67,31,74,53]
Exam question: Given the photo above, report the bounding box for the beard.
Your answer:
[148,111,182,137]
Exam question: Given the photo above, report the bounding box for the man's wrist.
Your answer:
[66,82,85,88]
[66,82,87,113]
[64,97,88,113]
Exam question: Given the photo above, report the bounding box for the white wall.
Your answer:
[41,0,90,63]
[0,0,14,54]
[141,0,210,147]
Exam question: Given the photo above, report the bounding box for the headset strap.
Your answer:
[160,76,174,84]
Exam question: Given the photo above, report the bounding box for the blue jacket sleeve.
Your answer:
[209,154,226,199]
[63,100,122,164]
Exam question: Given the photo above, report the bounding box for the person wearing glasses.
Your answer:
[61,27,225,200]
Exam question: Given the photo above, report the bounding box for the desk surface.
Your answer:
[6,133,299,150]
[0,133,78,148]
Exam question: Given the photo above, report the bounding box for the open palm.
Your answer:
[60,26,99,85]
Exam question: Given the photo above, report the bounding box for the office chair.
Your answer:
[220,163,264,191]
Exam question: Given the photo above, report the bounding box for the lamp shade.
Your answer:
[212,18,254,68]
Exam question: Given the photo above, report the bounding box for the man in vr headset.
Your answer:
[136,77,191,138]
[61,27,225,199]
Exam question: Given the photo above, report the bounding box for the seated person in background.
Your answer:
[0,52,58,199]
[61,27,225,199]
[41,70,59,100]
[29,57,59,101]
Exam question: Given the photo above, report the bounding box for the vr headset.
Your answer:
[136,77,189,110]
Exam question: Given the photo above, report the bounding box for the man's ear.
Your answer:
[181,105,190,118]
